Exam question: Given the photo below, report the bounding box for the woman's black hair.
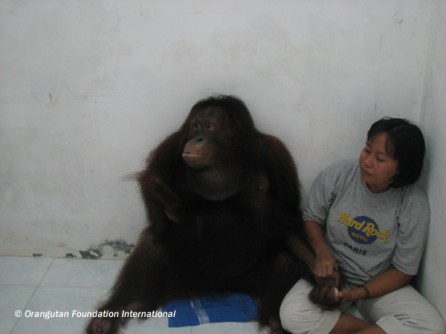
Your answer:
[367,117,426,188]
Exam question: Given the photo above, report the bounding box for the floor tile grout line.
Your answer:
[8,258,55,334]
[37,258,56,287]
[9,284,40,334]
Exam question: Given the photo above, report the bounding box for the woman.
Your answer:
[280,118,445,334]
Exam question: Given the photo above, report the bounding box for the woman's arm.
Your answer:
[340,267,413,302]
[304,220,339,279]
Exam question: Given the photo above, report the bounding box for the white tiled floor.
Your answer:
[0,256,268,334]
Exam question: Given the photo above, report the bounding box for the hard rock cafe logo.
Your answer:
[337,212,390,244]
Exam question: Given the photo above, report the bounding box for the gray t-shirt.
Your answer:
[303,159,430,285]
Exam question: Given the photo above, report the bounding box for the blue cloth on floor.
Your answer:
[162,293,258,327]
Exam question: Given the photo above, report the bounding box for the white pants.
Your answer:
[280,279,446,334]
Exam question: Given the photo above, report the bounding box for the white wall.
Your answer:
[0,0,443,316]
[418,0,446,319]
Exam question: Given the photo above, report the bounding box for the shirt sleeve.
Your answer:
[303,160,351,226]
[391,185,430,276]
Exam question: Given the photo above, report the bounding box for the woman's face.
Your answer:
[359,132,399,193]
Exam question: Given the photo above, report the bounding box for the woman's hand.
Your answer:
[309,282,341,310]
[338,289,355,304]
[310,246,343,309]
[314,245,338,279]
[304,220,340,283]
